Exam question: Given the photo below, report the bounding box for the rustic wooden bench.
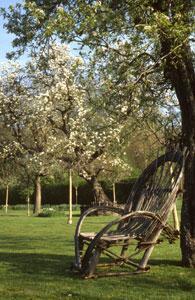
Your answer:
[72,149,187,278]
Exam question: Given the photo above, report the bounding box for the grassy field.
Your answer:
[0,209,194,300]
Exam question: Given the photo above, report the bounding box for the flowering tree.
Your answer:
[0,44,133,207]
[28,44,130,205]
[0,42,172,210]
[0,62,58,214]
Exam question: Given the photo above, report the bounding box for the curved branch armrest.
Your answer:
[81,211,166,269]
[74,206,124,268]
[75,206,124,240]
[162,223,180,243]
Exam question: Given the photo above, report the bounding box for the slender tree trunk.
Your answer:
[112,182,116,205]
[172,204,179,232]
[5,184,9,214]
[67,169,73,224]
[34,175,42,214]
[75,186,78,205]
[27,192,30,217]
[91,176,112,206]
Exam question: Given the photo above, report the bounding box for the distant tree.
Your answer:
[0,158,18,213]
[0,62,57,214]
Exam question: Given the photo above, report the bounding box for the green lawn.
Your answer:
[0,209,194,300]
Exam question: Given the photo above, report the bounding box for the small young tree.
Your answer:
[100,154,132,205]
[0,158,17,213]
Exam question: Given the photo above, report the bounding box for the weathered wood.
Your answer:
[72,150,186,278]
[82,248,101,278]
[80,232,132,242]
[74,206,124,268]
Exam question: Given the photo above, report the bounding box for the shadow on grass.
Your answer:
[0,252,71,277]
[0,251,181,276]
[0,251,194,296]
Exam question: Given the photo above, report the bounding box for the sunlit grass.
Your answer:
[0,207,194,300]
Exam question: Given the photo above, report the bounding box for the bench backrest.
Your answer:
[119,150,186,241]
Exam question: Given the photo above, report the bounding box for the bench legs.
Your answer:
[138,246,154,271]
[82,247,101,278]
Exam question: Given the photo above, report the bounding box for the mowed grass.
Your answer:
[0,208,194,300]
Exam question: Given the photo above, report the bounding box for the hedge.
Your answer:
[0,178,137,206]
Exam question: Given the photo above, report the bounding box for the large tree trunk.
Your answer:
[179,66,195,266]
[91,176,112,206]
[181,151,195,267]
[34,175,42,214]
[163,45,195,267]
[152,0,195,268]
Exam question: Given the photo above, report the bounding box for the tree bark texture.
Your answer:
[34,175,42,214]
[153,1,195,267]
[162,44,195,267]
[91,176,112,206]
